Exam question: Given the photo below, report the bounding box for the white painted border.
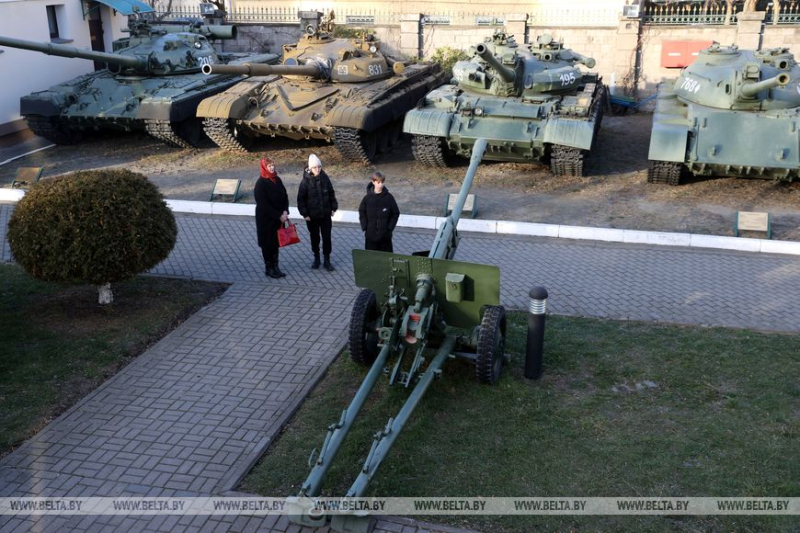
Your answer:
[4,194,799,256]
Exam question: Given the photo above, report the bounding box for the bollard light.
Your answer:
[525,286,548,380]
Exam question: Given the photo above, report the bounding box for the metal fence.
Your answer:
[155,6,397,25]
[641,2,743,25]
[765,1,800,24]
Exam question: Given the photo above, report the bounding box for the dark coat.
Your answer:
[359,183,400,242]
[297,168,338,219]
[254,175,289,248]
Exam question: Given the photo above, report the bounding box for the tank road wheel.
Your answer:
[349,289,381,367]
[203,118,252,153]
[334,128,377,163]
[145,119,194,149]
[647,160,683,186]
[475,305,507,385]
[550,145,585,177]
[25,116,83,145]
[411,135,450,168]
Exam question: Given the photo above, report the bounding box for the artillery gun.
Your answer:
[648,43,800,184]
[404,32,605,176]
[0,17,278,148]
[197,12,447,162]
[285,139,505,532]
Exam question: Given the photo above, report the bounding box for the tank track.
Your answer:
[203,118,250,153]
[334,128,375,164]
[550,145,585,177]
[26,115,83,145]
[647,160,683,186]
[411,135,450,168]
[144,120,194,149]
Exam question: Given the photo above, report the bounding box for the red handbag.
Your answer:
[277,221,300,247]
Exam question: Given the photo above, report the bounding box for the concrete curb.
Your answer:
[3,193,799,256]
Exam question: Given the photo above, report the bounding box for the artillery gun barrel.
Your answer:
[0,35,144,69]
[202,62,321,77]
[148,24,238,40]
[428,138,488,260]
[475,43,516,84]
[740,72,790,98]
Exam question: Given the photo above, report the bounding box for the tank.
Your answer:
[196,12,448,162]
[648,43,800,185]
[403,32,605,176]
[0,17,278,148]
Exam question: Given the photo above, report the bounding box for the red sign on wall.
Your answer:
[661,41,714,68]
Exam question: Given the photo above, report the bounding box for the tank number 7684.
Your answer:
[680,77,702,93]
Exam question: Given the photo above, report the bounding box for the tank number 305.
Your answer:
[559,72,576,86]
[680,77,702,93]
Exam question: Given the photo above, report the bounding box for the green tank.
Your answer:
[403,32,605,176]
[0,17,277,148]
[197,12,447,163]
[648,43,798,185]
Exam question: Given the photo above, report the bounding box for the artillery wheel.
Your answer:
[203,118,253,153]
[25,115,83,145]
[349,289,381,367]
[145,119,194,149]
[550,145,585,177]
[647,160,682,186]
[475,305,507,385]
[334,128,377,163]
[411,135,450,167]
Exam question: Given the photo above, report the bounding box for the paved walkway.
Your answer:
[2,206,800,533]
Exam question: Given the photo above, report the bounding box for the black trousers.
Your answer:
[306,216,332,256]
[365,236,393,253]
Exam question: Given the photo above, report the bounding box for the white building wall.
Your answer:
[0,0,128,135]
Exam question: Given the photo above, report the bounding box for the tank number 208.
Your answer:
[680,77,702,93]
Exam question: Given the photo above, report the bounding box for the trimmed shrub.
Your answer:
[428,47,470,79]
[8,169,177,287]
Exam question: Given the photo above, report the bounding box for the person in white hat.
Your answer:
[297,153,338,271]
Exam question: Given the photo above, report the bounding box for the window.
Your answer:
[46,6,60,39]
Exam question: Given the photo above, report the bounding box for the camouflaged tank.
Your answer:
[403,32,605,176]
[197,13,447,163]
[648,43,799,185]
[0,17,278,148]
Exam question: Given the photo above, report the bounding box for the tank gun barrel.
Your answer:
[146,24,237,40]
[569,51,596,69]
[0,35,145,69]
[475,44,516,84]
[202,62,321,77]
[740,72,790,98]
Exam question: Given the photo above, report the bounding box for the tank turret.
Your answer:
[195,10,447,162]
[0,16,278,147]
[403,30,604,176]
[648,42,800,185]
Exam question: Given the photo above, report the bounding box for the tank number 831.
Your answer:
[368,64,383,75]
[680,77,702,93]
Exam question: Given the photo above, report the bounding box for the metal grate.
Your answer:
[641,2,742,25]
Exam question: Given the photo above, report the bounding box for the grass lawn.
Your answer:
[242,313,799,532]
[0,263,226,455]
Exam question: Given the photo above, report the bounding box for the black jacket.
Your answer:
[297,168,338,219]
[359,183,400,242]
[254,175,289,248]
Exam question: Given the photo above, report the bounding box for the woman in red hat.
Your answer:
[254,157,289,278]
